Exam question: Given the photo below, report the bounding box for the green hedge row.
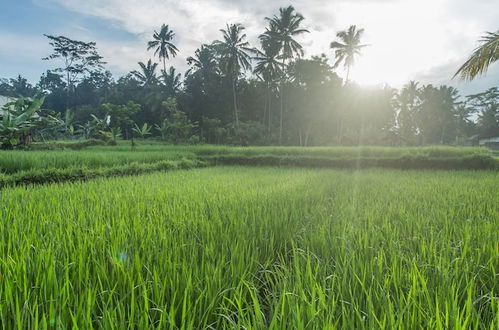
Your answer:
[202,154,499,170]
[1,152,496,189]
[29,139,114,150]
[0,158,204,189]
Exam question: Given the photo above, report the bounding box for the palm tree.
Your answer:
[147,24,179,72]
[265,5,309,144]
[330,25,367,83]
[397,81,420,145]
[161,66,181,97]
[254,31,284,134]
[437,85,459,144]
[454,30,499,81]
[186,45,219,77]
[131,59,158,86]
[213,23,254,130]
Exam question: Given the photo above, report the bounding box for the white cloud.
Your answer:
[25,0,499,89]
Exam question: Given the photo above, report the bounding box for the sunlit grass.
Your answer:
[0,167,497,328]
[0,143,494,175]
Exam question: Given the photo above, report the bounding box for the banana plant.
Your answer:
[76,114,110,139]
[132,122,152,139]
[46,109,75,137]
[110,126,122,141]
[0,96,46,148]
[154,119,170,140]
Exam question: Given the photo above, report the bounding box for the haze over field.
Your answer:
[1,0,498,94]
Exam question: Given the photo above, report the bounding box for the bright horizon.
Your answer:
[0,0,497,94]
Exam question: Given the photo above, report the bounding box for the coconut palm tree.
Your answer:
[397,81,420,145]
[131,60,158,86]
[147,24,179,72]
[254,32,284,133]
[265,5,309,144]
[454,30,499,81]
[186,45,219,77]
[161,66,181,97]
[330,25,368,83]
[213,23,254,130]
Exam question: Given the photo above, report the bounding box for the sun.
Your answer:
[326,0,452,88]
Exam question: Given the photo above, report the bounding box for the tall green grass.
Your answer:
[1,144,496,175]
[0,167,497,328]
[0,150,196,174]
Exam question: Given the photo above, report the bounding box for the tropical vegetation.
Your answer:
[1,6,496,148]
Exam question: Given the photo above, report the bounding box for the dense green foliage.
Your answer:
[0,168,497,327]
[0,97,52,149]
[1,6,497,147]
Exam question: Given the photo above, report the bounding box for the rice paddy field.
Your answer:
[0,144,496,174]
[0,166,498,328]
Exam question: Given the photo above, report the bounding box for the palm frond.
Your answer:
[454,31,499,81]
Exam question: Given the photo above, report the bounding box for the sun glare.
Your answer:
[329,0,455,87]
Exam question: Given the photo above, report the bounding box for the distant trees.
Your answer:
[330,25,367,83]
[396,81,419,145]
[0,75,37,98]
[390,83,479,145]
[155,98,197,144]
[131,60,159,86]
[213,24,254,131]
[1,7,496,148]
[466,87,499,136]
[161,67,181,97]
[147,24,179,73]
[265,6,309,144]
[254,31,284,136]
[101,101,141,139]
[42,35,105,109]
[455,31,499,81]
[329,25,367,143]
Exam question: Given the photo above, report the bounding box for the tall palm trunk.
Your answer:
[262,92,267,126]
[279,85,283,145]
[268,85,272,138]
[163,58,166,74]
[232,77,239,131]
[337,66,351,145]
[279,58,286,145]
[66,58,71,111]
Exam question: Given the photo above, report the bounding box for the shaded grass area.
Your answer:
[0,148,196,174]
[203,153,498,170]
[0,158,203,189]
[1,143,496,173]
[29,139,111,150]
[0,167,497,328]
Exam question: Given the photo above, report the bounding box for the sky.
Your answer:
[0,0,497,95]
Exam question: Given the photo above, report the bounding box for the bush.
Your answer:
[202,154,499,170]
[187,135,202,145]
[29,139,108,150]
[0,158,205,189]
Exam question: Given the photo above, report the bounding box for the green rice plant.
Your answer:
[0,158,203,188]
[0,167,497,328]
[0,149,197,174]
[1,144,496,177]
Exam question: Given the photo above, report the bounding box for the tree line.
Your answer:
[1,5,497,146]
